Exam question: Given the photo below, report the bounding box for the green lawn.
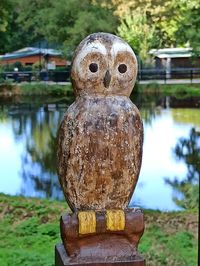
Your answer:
[0,194,198,266]
[137,83,200,97]
[0,82,200,98]
[0,83,73,97]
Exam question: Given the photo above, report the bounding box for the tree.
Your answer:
[0,0,118,56]
[0,0,14,53]
[117,10,155,62]
[0,0,118,55]
[37,0,119,57]
[113,0,186,50]
[15,0,49,43]
[0,0,46,53]
[175,0,200,55]
[2,0,199,59]
[0,0,12,32]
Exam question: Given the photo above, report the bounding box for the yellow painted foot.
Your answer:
[106,209,125,231]
[78,211,96,235]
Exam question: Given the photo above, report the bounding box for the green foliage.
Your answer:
[0,0,118,56]
[13,61,23,70]
[117,10,155,61]
[1,0,200,64]
[0,83,74,100]
[150,0,184,48]
[114,0,200,61]
[1,82,200,98]
[114,0,185,48]
[37,0,118,57]
[2,62,32,72]
[20,83,73,96]
[0,0,12,32]
[137,83,200,97]
[0,81,14,91]
[175,0,200,55]
[32,60,45,71]
[0,0,32,53]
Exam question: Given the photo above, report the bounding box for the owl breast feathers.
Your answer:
[57,96,143,211]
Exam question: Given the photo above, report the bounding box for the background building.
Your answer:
[0,47,67,69]
[149,48,200,69]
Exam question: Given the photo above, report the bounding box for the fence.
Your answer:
[138,68,200,83]
[0,70,71,83]
[1,68,200,83]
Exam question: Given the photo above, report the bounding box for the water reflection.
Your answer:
[20,110,62,199]
[0,95,199,210]
[11,105,66,199]
[165,128,200,209]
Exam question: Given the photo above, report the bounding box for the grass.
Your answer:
[137,82,200,97]
[20,83,73,96]
[0,82,200,98]
[0,193,68,266]
[140,210,198,265]
[0,82,73,97]
[0,193,198,266]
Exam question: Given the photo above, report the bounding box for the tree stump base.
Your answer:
[55,208,145,266]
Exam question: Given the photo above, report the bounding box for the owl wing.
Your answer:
[57,104,77,209]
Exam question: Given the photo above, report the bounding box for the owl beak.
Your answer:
[103,70,111,88]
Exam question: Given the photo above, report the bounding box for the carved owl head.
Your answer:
[71,32,138,97]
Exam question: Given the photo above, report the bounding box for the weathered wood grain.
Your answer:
[57,96,143,211]
[57,33,143,212]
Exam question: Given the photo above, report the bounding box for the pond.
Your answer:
[0,94,199,211]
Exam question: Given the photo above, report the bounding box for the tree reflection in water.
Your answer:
[131,92,165,126]
[11,105,67,199]
[165,128,200,209]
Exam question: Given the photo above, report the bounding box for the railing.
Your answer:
[137,68,200,83]
[0,70,71,83]
[1,68,200,83]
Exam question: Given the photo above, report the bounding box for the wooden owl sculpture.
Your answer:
[57,32,143,212]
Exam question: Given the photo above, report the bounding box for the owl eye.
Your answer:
[118,64,127,73]
[89,63,98,73]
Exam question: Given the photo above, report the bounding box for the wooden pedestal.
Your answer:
[55,244,145,266]
[55,208,145,266]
